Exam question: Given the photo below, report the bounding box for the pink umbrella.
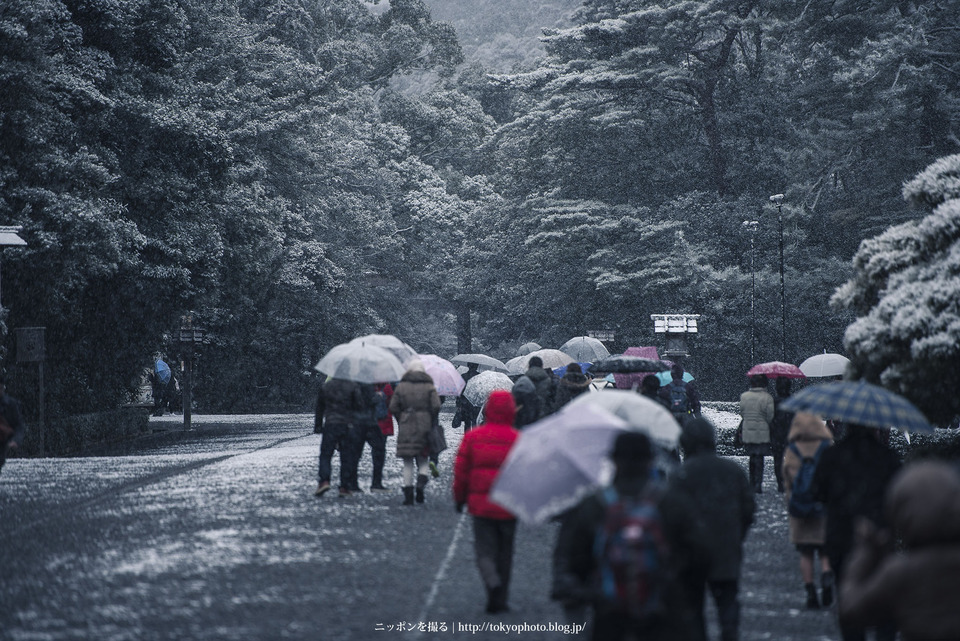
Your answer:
[418,354,466,396]
[747,361,806,379]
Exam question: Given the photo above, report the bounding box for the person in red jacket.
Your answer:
[453,389,520,614]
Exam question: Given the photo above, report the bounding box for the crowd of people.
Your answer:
[311,353,960,641]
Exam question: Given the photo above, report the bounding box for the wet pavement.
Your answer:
[0,409,840,640]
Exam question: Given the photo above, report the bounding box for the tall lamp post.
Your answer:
[742,220,759,364]
[769,194,786,360]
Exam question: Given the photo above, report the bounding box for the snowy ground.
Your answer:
[0,405,840,640]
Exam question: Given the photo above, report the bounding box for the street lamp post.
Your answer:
[742,220,759,364]
[769,194,786,360]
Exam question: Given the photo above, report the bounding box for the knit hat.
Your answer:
[484,389,516,426]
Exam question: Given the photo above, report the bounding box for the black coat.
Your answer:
[812,428,901,565]
[525,366,556,418]
[669,451,755,581]
[553,372,591,411]
[314,378,362,433]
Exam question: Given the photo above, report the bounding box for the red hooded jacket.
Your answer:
[453,390,519,520]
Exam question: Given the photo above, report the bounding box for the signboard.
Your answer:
[587,329,615,342]
[16,327,45,362]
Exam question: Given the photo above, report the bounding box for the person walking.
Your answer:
[552,363,591,411]
[0,376,26,476]
[453,390,520,614]
[314,377,364,497]
[839,461,960,641]
[351,383,388,493]
[782,412,834,609]
[510,374,540,429]
[671,417,755,641]
[739,374,775,493]
[453,363,480,431]
[659,364,701,426]
[389,360,441,505]
[553,431,707,641]
[524,356,556,420]
[812,424,901,641]
[771,378,795,493]
[641,375,671,411]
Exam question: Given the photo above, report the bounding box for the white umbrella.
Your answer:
[559,336,611,362]
[567,389,681,448]
[349,334,417,365]
[798,353,851,378]
[517,342,542,356]
[314,343,406,383]
[524,348,575,370]
[450,353,509,373]
[504,355,528,376]
[462,370,514,406]
[489,403,631,524]
[417,354,466,396]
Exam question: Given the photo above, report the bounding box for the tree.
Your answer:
[833,154,960,426]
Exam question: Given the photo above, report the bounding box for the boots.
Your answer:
[416,474,429,503]
[821,571,835,607]
[805,583,820,609]
[402,486,414,506]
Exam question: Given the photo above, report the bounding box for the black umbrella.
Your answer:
[588,356,670,375]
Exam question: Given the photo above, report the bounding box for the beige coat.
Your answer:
[389,369,441,459]
[782,412,833,545]
[739,387,775,444]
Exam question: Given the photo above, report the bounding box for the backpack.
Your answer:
[374,390,389,421]
[668,382,689,416]
[593,486,668,619]
[787,441,830,518]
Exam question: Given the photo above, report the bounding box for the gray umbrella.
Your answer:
[517,342,542,356]
[451,353,509,373]
[559,336,611,362]
[314,343,406,383]
[349,334,417,365]
[462,370,514,406]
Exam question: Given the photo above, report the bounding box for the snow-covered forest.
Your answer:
[1,0,958,423]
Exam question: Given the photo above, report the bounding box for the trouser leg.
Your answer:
[369,428,386,487]
[339,425,361,490]
[472,517,502,590]
[749,454,765,492]
[710,580,740,641]
[684,578,708,641]
[317,426,343,482]
[772,444,785,491]
[496,519,517,605]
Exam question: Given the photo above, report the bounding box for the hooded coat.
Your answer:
[671,418,756,581]
[453,390,519,520]
[839,462,960,641]
[389,367,441,459]
[511,375,540,429]
[552,371,591,411]
[782,412,833,545]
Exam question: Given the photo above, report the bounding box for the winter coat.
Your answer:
[453,390,519,520]
[811,427,901,565]
[782,412,833,545]
[671,418,755,581]
[771,392,794,448]
[525,366,555,419]
[839,461,960,641]
[389,370,441,459]
[314,378,363,433]
[553,471,709,632]
[739,387,775,444]
[511,375,540,429]
[552,372,591,411]
[658,379,702,419]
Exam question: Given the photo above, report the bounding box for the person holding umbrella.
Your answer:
[739,374,775,494]
[453,389,520,614]
[314,377,365,497]
[389,360,442,506]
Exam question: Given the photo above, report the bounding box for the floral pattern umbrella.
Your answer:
[462,370,514,406]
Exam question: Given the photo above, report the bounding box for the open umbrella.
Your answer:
[654,370,694,387]
[418,354,465,396]
[450,353,509,373]
[780,380,932,432]
[462,370,514,406]
[154,359,171,385]
[489,403,631,524]
[568,389,682,447]
[349,334,417,365]
[589,355,670,375]
[314,342,406,384]
[524,348,575,370]
[552,362,592,378]
[747,361,805,379]
[559,336,611,362]
[798,353,851,378]
[517,342,542,356]
[504,355,528,376]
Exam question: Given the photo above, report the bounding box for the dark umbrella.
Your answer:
[588,356,670,375]
[780,380,932,432]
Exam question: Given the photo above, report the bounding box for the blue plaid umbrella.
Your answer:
[781,380,932,432]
